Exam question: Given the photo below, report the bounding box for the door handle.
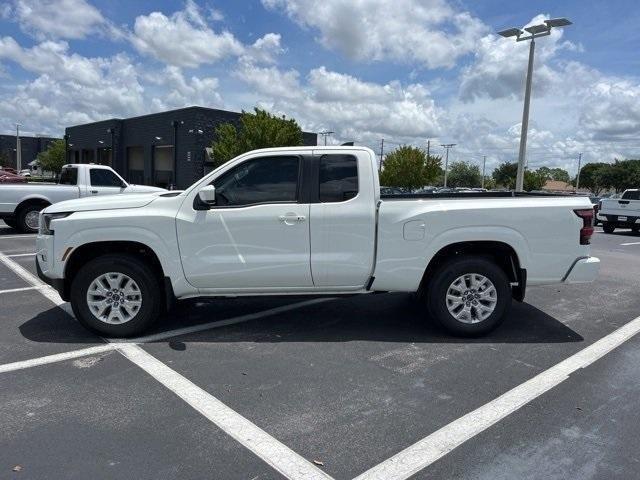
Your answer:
[278,213,306,224]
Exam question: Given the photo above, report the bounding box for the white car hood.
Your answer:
[45,192,165,214]
[124,184,167,194]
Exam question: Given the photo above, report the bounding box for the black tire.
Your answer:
[425,256,511,337]
[70,254,163,337]
[603,223,615,234]
[16,203,46,233]
[633,226,640,234]
[3,218,18,230]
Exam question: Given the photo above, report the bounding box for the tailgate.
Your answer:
[600,198,640,217]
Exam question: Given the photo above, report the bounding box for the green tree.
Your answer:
[37,139,67,175]
[537,166,570,183]
[492,162,518,189]
[211,108,303,167]
[524,169,547,191]
[379,146,442,190]
[578,162,609,195]
[446,161,482,188]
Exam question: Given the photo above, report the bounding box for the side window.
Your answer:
[213,156,299,206]
[90,169,123,187]
[58,168,78,185]
[319,154,358,202]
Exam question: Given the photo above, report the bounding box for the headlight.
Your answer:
[40,212,72,235]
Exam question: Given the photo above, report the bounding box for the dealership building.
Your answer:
[65,106,318,190]
[0,134,59,170]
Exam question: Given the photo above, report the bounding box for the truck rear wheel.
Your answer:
[70,254,163,337]
[16,203,45,233]
[425,256,511,337]
[602,222,615,234]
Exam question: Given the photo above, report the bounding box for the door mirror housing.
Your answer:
[195,185,216,210]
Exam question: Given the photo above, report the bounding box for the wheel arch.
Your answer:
[63,241,175,309]
[420,240,526,301]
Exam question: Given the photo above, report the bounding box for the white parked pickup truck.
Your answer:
[36,147,600,337]
[0,164,165,233]
[598,189,640,233]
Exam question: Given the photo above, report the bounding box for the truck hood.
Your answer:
[125,184,167,194]
[44,192,164,214]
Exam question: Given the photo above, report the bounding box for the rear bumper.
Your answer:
[563,257,600,284]
[598,213,640,226]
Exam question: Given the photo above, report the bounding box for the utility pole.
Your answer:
[482,155,487,189]
[426,139,430,158]
[441,144,456,188]
[318,130,334,146]
[15,123,23,171]
[379,138,384,172]
[575,152,582,192]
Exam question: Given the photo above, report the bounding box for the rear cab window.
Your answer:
[621,190,640,200]
[319,154,358,202]
[58,167,78,185]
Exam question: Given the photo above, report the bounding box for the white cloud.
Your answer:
[148,65,223,111]
[261,0,486,69]
[130,0,244,67]
[8,0,107,40]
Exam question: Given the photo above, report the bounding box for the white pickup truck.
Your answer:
[598,189,640,233]
[0,164,165,233]
[36,147,600,337]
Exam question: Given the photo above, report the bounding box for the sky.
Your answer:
[1,0,640,175]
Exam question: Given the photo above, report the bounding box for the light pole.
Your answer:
[318,130,334,146]
[498,18,572,191]
[441,143,456,188]
[15,123,23,171]
[575,152,582,192]
[482,155,487,189]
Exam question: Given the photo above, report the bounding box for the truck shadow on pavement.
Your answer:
[19,293,583,346]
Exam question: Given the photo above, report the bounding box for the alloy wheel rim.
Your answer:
[446,273,497,324]
[86,272,142,324]
[25,210,40,230]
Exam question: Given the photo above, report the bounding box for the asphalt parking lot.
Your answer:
[1,220,640,480]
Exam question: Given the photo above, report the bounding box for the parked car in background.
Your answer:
[36,146,599,338]
[0,163,165,233]
[19,169,32,177]
[1,167,18,175]
[598,189,640,233]
[590,196,602,225]
[0,171,27,184]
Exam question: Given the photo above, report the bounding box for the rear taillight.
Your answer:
[574,209,594,245]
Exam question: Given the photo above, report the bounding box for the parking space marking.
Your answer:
[7,252,36,257]
[0,285,43,295]
[0,234,37,240]
[114,298,333,344]
[621,241,640,246]
[118,343,334,480]
[354,313,640,480]
[0,344,118,374]
[0,251,64,306]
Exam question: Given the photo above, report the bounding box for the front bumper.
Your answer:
[36,257,66,298]
[563,257,600,284]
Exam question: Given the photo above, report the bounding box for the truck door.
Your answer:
[87,168,125,196]
[309,151,376,287]
[177,154,313,289]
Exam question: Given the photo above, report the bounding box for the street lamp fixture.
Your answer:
[497,17,572,191]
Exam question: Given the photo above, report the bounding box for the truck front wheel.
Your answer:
[70,254,163,337]
[426,256,511,337]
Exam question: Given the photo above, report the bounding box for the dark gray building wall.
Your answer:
[65,106,318,189]
[0,134,59,169]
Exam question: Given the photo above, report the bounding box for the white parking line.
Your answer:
[621,241,640,246]
[0,251,63,306]
[118,343,334,480]
[0,344,119,374]
[354,313,640,480]
[7,252,36,257]
[0,285,43,295]
[0,235,37,240]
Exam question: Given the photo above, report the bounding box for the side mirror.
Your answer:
[194,185,216,211]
